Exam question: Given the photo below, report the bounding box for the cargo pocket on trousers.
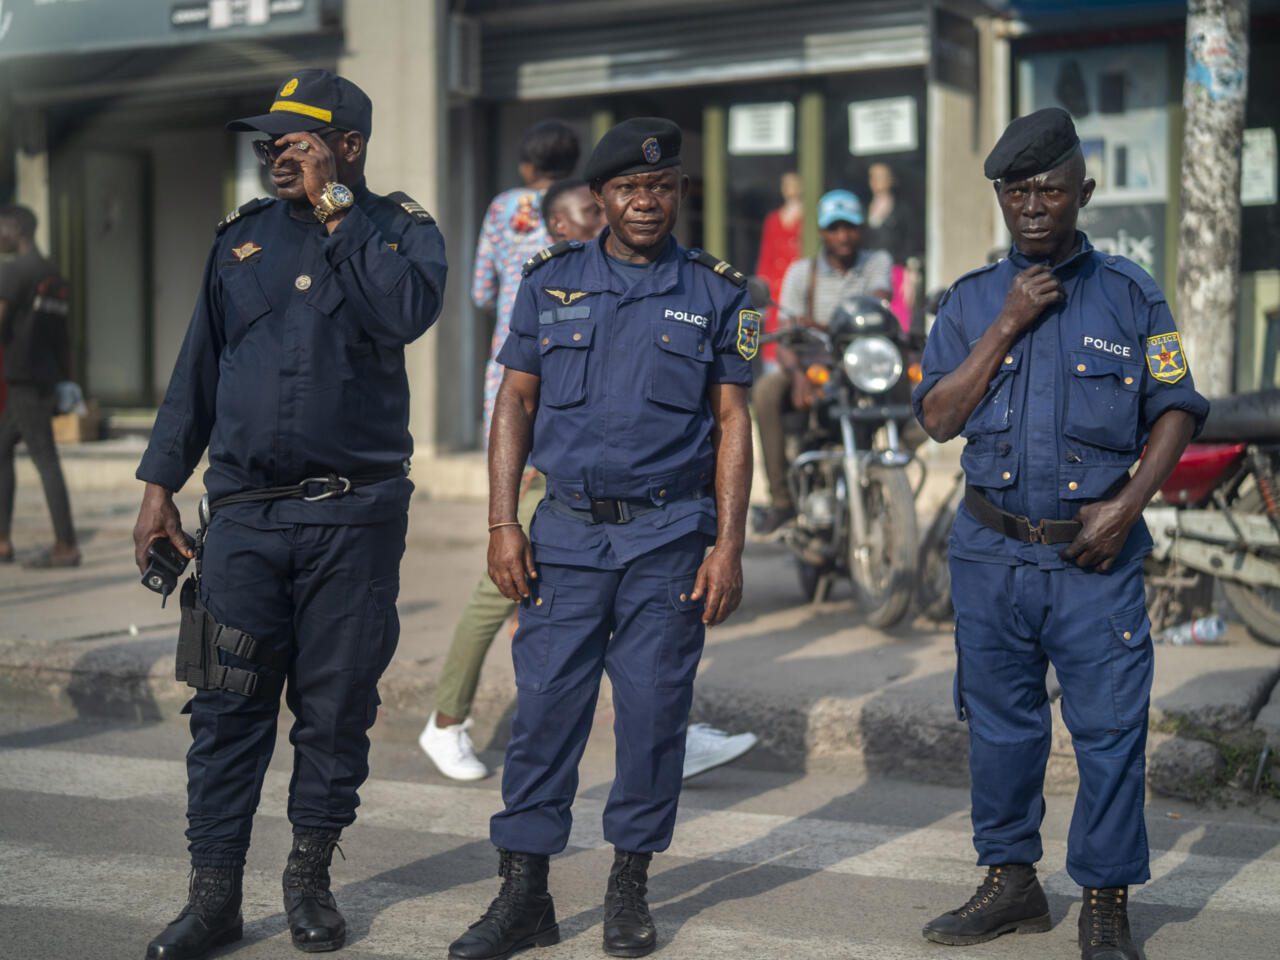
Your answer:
[1109,603,1153,728]
[655,577,705,688]
[363,575,401,726]
[512,582,555,692]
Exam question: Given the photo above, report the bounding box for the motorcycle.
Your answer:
[914,390,1280,646]
[761,294,922,628]
[1145,389,1280,646]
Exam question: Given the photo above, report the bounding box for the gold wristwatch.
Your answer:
[314,182,354,223]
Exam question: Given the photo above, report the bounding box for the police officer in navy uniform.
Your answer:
[448,118,755,960]
[913,108,1207,960]
[132,70,446,959]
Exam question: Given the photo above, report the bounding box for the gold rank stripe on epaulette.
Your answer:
[521,240,580,276]
[216,197,272,234]
[689,249,747,287]
[386,191,436,224]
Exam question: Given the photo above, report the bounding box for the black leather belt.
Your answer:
[209,468,406,513]
[964,485,1082,545]
[549,487,711,525]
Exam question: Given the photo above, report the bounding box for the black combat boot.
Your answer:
[448,850,559,960]
[1079,886,1139,960]
[283,829,346,953]
[603,849,657,957]
[922,864,1052,945]
[145,865,243,959]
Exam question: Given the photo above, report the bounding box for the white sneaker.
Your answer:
[682,723,759,780]
[418,711,489,781]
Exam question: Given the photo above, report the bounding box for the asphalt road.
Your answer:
[2,709,1279,960]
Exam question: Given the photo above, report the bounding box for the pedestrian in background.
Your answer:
[472,120,581,434]
[914,108,1207,960]
[449,118,755,960]
[132,70,446,960]
[0,203,80,569]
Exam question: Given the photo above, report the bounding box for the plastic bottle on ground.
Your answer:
[1158,616,1227,646]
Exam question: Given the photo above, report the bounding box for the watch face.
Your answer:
[330,184,354,206]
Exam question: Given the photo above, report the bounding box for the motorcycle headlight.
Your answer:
[842,335,903,394]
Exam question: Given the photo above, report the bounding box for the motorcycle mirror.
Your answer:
[746,276,774,311]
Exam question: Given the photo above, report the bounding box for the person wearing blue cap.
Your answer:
[448,117,755,960]
[913,107,1207,960]
[754,188,892,535]
[133,69,448,959]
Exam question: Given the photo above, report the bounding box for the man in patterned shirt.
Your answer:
[419,124,581,776]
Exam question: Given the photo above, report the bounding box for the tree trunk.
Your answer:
[1176,0,1250,398]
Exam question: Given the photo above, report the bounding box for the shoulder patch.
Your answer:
[216,197,273,234]
[687,248,747,288]
[938,260,1002,308]
[1100,254,1166,305]
[521,240,583,277]
[385,191,436,224]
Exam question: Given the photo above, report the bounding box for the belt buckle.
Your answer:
[302,474,352,502]
[1026,519,1049,545]
[589,498,631,524]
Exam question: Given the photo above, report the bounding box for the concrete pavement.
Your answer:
[3,454,1278,797]
[3,712,1280,959]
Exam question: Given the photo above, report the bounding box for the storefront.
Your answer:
[450,0,1007,446]
[1010,0,1280,392]
[0,0,344,409]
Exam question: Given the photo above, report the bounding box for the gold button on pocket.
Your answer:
[542,337,550,345]
[1076,363,1087,373]
[535,597,544,607]
[572,332,583,341]
[662,334,671,343]
[1068,481,1079,491]
[1123,630,1132,640]
[1124,376,1134,385]
[658,488,667,498]
[1004,355,1013,365]
[679,593,688,603]
[1001,470,1011,480]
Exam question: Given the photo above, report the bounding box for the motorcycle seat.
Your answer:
[1196,389,1280,443]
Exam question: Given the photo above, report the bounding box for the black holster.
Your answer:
[176,577,287,698]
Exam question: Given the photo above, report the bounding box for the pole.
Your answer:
[1175,0,1250,397]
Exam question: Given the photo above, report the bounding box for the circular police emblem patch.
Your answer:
[642,137,662,164]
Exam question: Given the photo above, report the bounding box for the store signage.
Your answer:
[0,0,322,61]
[1241,128,1277,207]
[728,102,794,156]
[848,97,917,156]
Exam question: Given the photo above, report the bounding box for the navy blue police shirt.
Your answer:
[912,233,1209,569]
[497,229,755,566]
[137,182,447,526]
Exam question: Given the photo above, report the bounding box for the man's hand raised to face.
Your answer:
[274,132,339,208]
[998,264,1064,336]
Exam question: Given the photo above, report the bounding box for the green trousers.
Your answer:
[434,473,546,721]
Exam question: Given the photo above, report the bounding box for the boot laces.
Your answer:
[609,854,651,919]
[479,852,530,926]
[285,833,343,899]
[956,866,1008,918]
[1086,887,1126,947]
[182,867,233,920]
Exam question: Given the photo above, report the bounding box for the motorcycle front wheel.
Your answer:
[847,462,918,629]
[1220,487,1280,647]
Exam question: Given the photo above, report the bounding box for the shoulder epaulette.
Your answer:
[385,191,436,225]
[938,260,1002,308]
[522,240,583,276]
[1099,253,1166,305]
[687,248,747,288]
[216,197,273,234]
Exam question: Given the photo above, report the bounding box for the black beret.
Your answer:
[984,107,1080,182]
[584,117,682,184]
